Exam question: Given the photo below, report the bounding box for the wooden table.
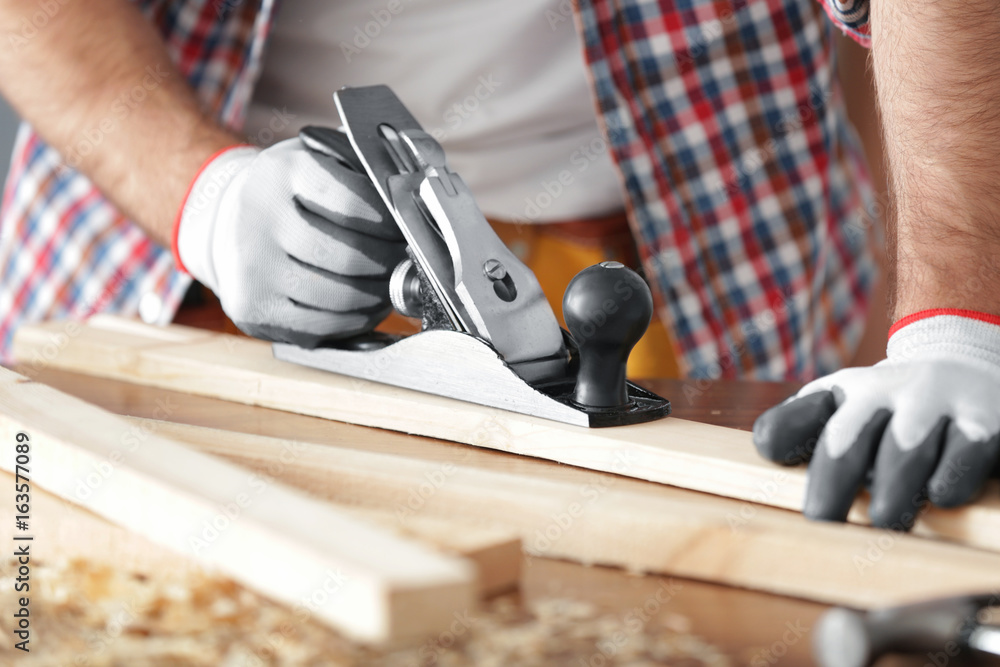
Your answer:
[23,367,945,666]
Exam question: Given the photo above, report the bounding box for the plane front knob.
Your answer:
[562,261,653,408]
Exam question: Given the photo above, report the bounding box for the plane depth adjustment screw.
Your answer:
[389,258,423,318]
[483,259,507,280]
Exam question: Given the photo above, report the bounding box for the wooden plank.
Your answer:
[130,416,1000,609]
[12,315,215,381]
[345,508,521,596]
[0,469,204,576]
[0,468,518,598]
[0,367,475,644]
[13,317,1000,553]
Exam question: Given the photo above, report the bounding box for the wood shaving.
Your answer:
[0,558,731,667]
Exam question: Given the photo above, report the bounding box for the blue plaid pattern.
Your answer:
[0,0,875,381]
[0,0,275,362]
[577,0,876,380]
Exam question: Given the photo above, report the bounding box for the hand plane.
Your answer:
[272,85,670,427]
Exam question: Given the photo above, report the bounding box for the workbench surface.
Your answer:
[10,368,937,666]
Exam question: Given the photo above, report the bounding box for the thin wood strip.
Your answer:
[0,469,519,598]
[131,417,1000,609]
[13,318,1000,553]
[345,508,521,596]
[0,469,204,576]
[0,367,475,643]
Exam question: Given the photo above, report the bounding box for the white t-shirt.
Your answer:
[243,0,625,222]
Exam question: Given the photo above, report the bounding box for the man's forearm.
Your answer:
[871,2,1000,318]
[0,0,241,246]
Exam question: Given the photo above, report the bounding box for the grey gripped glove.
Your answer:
[753,310,1000,531]
[172,126,406,347]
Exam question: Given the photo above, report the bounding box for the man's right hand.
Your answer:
[173,129,406,348]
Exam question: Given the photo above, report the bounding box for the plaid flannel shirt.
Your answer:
[577,0,875,379]
[0,0,873,380]
[0,0,275,362]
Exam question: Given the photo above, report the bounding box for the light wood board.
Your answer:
[0,468,204,577]
[14,316,1000,553]
[0,468,518,598]
[0,367,475,643]
[345,508,520,596]
[129,416,1000,609]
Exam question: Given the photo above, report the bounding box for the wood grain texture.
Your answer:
[0,366,475,643]
[0,467,518,598]
[345,508,521,597]
[14,316,1000,554]
[0,469,205,576]
[126,416,1000,609]
[2,369,890,663]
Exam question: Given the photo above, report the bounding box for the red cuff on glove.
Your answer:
[889,308,1000,339]
[171,144,254,275]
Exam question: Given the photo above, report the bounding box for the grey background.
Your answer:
[0,97,19,185]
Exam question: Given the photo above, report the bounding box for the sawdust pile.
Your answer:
[0,558,732,667]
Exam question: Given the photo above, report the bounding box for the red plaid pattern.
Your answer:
[577,0,876,379]
[0,0,275,362]
[0,0,874,381]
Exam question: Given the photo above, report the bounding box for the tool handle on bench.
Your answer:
[814,594,999,667]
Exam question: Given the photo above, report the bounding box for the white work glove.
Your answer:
[173,127,406,347]
[753,311,1000,530]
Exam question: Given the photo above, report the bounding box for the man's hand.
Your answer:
[174,129,406,347]
[753,311,1000,529]
[753,2,1000,529]
[0,0,240,248]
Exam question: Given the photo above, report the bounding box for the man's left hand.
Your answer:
[753,310,1000,530]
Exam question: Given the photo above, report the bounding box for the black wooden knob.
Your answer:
[562,261,654,408]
